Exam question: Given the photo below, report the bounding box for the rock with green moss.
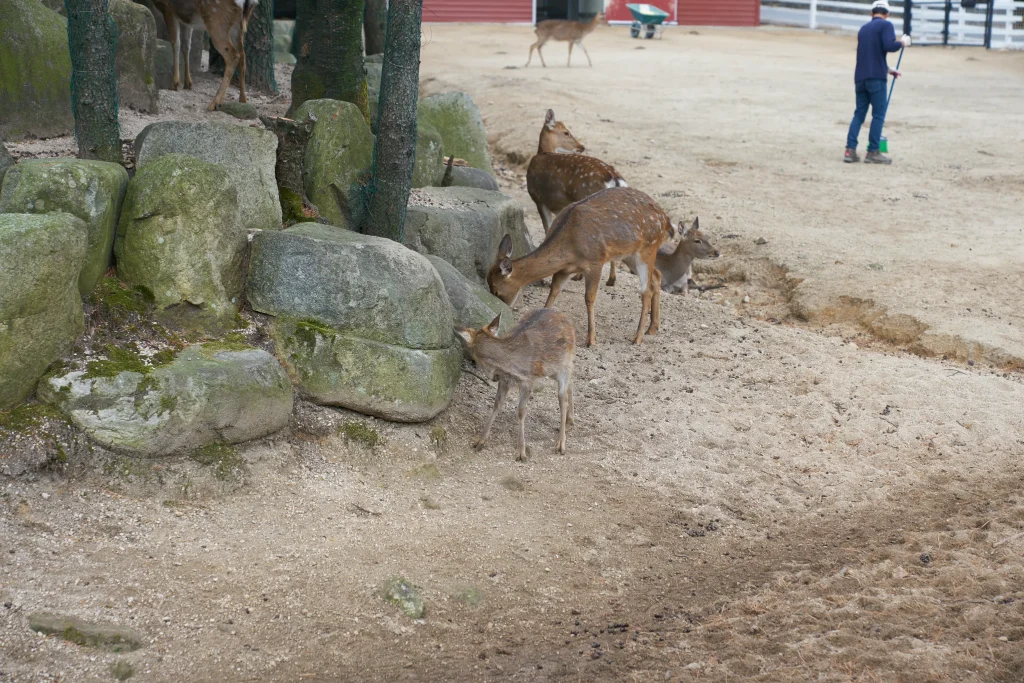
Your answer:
[0,213,86,410]
[247,223,461,422]
[404,187,534,284]
[1,159,129,296]
[155,39,173,90]
[417,92,493,175]
[29,612,144,651]
[110,0,159,113]
[115,154,245,332]
[0,0,74,141]
[295,99,374,229]
[217,102,258,120]
[38,343,293,457]
[382,577,425,619]
[0,144,13,187]
[414,123,444,189]
[135,121,281,232]
[426,255,514,339]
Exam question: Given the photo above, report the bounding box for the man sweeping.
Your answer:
[844,0,911,164]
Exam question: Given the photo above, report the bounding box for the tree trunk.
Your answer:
[289,0,368,120]
[260,114,321,225]
[360,0,421,242]
[210,1,277,94]
[364,0,387,55]
[64,0,121,162]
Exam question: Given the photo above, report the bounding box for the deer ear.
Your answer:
[486,314,502,334]
[455,328,473,345]
[544,109,556,129]
[498,234,513,258]
[499,256,513,277]
[691,216,699,231]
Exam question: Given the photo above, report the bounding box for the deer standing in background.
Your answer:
[457,309,576,462]
[151,0,258,111]
[526,12,607,68]
[621,217,721,294]
[487,187,676,347]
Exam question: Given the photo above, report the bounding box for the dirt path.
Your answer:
[3,25,1024,683]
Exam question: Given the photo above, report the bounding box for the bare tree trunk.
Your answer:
[364,0,387,55]
[289,0,369,120]
[64,0,121,162]
[360,0,421,242]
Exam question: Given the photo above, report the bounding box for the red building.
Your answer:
[421,0,760,26]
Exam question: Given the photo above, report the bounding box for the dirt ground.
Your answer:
[3,25,1024,683]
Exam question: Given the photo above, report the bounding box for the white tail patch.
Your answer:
[633,255,648,292]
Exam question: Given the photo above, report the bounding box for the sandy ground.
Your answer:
[3,25,1024,683]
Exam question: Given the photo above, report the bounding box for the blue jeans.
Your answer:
[846,79,887,152]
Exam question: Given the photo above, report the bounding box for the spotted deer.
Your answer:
[487,187,676,347]
[526,12,607,68]
[619,217,721,294]
[151,0,258,111]
[456,309,576,461]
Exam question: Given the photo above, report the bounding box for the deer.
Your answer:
[150,0,258,111]
[456,309,576,462]
[487,187,676,347]
[527,109,628,286]
[526,12,607,68]
[618,217,721,295]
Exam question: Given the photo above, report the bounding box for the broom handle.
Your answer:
[887,46,905,108]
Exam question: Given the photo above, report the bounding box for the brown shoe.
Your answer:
[865,151,892,164]
[844,147,860,163]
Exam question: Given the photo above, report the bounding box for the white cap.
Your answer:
[871,0,891,12]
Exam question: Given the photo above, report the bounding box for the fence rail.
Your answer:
[760,0,1024,48]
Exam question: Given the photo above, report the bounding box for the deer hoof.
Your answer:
[472,439,485,451]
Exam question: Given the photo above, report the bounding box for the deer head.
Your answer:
[675,218,721,258]
[455,314,502,349]
[487,234,522,306]
[538,109,586,155]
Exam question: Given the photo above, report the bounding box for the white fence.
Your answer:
[760,0,1024,48]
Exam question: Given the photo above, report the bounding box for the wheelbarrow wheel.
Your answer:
[645,24,656,39]
[630,21,641,38]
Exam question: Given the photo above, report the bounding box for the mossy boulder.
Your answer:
[155,39,173,90]
[426,256,514,342]
[417,92,493,175]
[414,123,444,189]
[114,154,245,331]
[135,121,281,232]
[0,0,74,141]
[0,144,14,188]
[38,344,293,457]
[110,0,159,113]
[404,187,534,284]
[246,223,461,422]
[1,159,129,296]
[295,99,374,229]
[274,20,296,64]
[0,213,87,410]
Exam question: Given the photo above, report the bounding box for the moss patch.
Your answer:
[89,277,153,326]
[339,421,384,449]
[82,345,150,380]
[429,426,448,452]
[0,402,66,435]
[189,443,243,479]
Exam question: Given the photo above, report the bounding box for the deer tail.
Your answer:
[241,0,258,34]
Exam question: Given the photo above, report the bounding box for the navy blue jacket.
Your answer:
[854,17,903,82]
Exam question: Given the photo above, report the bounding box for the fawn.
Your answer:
[487,187,675,347]
[619,217,721,295]
[526,12,607,68]
[456,309,576,461]
[151,0,258,111]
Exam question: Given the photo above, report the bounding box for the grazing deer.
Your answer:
[618,218,721,294]
[487,187,675,347]
[151,0,258,111]
[456,309,576,461]
[526,12,607,68]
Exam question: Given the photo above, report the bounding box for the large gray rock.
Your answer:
[0,0,74,141]
[426,255,514,343]
[440,165,500,192]
[135,121,281,232]
[295,100,374,230]
[155,39,173,90]
[0,214,87,411]
[366,62,382,131]
[39,344,293,457]
[110,0,159,113]
[247,223,461,422]
[414,123,444,189]
[1,159,129,296]
[404,187,534,284]
[418,92,493,175]
[115,154,245,331]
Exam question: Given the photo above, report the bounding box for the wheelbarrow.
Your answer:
[627,3,669,39]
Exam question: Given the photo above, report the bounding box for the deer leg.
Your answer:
[515,381,534,461]
[567,41,573,67]
[235,28,248,103]
[474,376,511,450]
[606,261,618,287]
[535,201,551,234]
[648,266,662,335]
[632,256,653,345]
[165,14,181,90]
[584,268,601,347]
[556,373,570,453]
[182,26,193,89]
[578,41,593,67]
[526,41,537,67]
[209,39,239,111]
[545,270,571,308]
[566,382,574,427]
[537,42,547,68]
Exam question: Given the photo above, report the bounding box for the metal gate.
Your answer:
[903,0,998,46]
